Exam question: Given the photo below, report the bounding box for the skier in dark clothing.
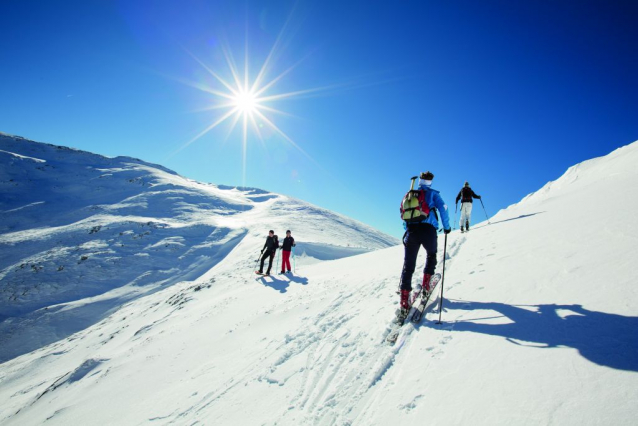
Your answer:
[279,230,296,274]
[455,181,481,232]
[257,230,279,275]
[399,171,451,318]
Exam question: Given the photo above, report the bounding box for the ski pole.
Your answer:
[453,203,458,230]
[436,233,449,324]
[276,249,281,271]
[292,246,296,273]
[479,199,491,224]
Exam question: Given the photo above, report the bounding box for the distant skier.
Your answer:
[398,171,451,319]
[455,181,481,232]
[257,230,279,276]
[279,230,296,274]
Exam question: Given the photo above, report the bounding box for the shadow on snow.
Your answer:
[469,212,545,231]
[257,274,309,293]
[442,299,638,372]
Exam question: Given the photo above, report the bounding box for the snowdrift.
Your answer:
[0,136,636,425]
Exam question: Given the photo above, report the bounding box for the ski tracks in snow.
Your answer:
[266,233,472,425]
[351,233,469,424]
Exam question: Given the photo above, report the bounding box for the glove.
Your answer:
[477,195,481,199]
[444,228,451,234]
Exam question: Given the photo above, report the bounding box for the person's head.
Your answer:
[419,171,434,187]
[269,230,274,237]
[286,230,291,236]
[464,181,469,187]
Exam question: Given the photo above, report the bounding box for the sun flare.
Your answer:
[232,89,259,115]
[173,29,336,186]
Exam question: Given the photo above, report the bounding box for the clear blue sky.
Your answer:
[1,0,636,237]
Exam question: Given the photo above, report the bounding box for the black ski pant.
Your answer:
[259,250,275,274]
[400,224,438,291]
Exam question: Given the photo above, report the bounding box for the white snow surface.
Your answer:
[1,135,637,425]
[0,133,397,363]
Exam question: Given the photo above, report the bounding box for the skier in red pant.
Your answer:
[279,230,295,274]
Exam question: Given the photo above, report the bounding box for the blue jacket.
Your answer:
[404,184,451,231]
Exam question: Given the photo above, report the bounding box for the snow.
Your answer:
[0,134,397,362]
[1,134,637,425]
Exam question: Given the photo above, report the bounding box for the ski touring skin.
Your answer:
[386,273,441,345]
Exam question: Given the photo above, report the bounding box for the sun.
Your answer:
[233,89,259,115]
[173,33,334,186]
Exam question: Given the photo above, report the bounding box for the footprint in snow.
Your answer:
[399,394,424,412]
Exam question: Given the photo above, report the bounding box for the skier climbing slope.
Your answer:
[397,171,451,323]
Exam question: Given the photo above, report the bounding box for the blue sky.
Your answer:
[1,0,636,237]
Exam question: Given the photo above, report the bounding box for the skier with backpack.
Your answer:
[256,230,279,276]
[455,181,481,232]
[279,230,296,274]
[398,171,451,322]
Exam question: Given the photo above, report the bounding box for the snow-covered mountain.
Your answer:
[1,135,636,425]
[0,133,398,362]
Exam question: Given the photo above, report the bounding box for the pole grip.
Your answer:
[410,176,418,190]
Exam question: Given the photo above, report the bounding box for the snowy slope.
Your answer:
[1,138,637,425]
[0,133,398,362]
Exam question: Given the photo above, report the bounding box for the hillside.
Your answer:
[0,133,397,362]
[0,136,637,425]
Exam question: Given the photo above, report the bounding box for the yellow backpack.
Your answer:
[400,176,430,223]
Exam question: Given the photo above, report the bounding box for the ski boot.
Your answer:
[422,273,433,298]
[396,289,411,324]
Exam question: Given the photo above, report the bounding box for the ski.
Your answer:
[411,273,441,323]
[386,273,441,345]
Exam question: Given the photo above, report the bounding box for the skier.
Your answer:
[399,171,451,319]
[455,181,481,232]
[279,230,296,274]
[257,230,279,276]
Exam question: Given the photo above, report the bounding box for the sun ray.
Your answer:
[242,113,248,186]
[184,49,239,96]
[171,76,237,100]
[244,28,249,92]
[252,109,315,164]
[176,9,347,183]
[257,83,347,103]
[248,113,266,147]
[189,102,237,113]
[172,107,239,156]
[221,43,244,92]
[253,53,312,98]
[249,6,298,93]
[221,110,243,146]
[254,103,298,119]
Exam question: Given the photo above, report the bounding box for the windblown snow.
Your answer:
[0,134,636,425]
